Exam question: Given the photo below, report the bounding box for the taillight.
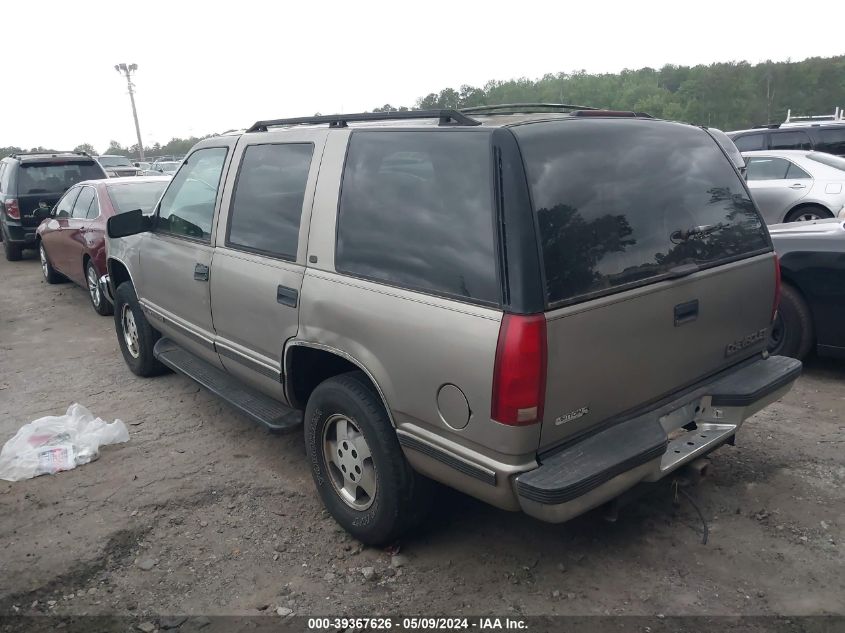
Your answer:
[4,199,20,220]
[491,314,547,426]
[772,254,782,322]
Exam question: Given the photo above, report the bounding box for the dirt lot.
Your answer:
[0,251,843,623]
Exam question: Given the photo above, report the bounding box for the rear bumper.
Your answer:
[2,222,37,245]
[515,355,801,523]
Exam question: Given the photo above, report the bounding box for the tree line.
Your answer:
[0,137,207,161]
[374,55,845,131]
[4,55,844,160]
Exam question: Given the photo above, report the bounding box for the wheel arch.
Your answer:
[284,341,396,428]
[107,256,136,293]
[784,202,834,222]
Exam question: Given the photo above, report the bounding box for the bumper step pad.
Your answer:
[153,338,302,433]
[517,355,801,507]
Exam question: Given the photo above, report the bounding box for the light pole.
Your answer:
[114,63,145,161]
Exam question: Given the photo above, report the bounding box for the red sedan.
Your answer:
[36,176,170,315]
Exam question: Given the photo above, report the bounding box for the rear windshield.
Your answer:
[18,162,104,195]
[98,156,132,167]
[807,151,845,172]
[106,181,169,214]
[514,119,770,306]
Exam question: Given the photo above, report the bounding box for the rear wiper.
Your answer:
[671,222,727,242]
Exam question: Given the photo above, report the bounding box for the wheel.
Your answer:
[85,259,112,316]
[113,282,167,376]
[39,242,64,284]
[768,284,813,360]
[3,238,22,261]
[784,205,833,223]
[304,371,433,545]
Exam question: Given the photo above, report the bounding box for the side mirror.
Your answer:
[133,162,140,167]
[107,208,152,238]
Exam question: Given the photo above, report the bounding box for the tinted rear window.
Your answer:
[813,129,845,156]
[770,130,812,150]
[733,133,765,152]
[107,181,169,214]
[515,119,770,306]
[17,162,104,194]
[336,131,499,304]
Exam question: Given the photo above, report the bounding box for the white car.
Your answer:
[742,150,845,224]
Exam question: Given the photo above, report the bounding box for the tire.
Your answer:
[768,284,813,360]
[304,371,433,545]
[3,238,22,261]
[85,259,112,316]
[113,282,167,376]
[784,205,833,223]
[39,242,64,284]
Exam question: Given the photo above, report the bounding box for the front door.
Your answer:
[210,132,326,401]
[137,145,232,367]
[61,185,98,284]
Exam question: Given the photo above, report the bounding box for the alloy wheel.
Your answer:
[39,245,49,280]
[87,265,100,308]
[322,414,377,510]
[121,304,141,358]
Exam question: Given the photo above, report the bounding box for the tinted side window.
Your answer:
[227,143,313,259]
[55,187,80,218]
[86,189,101,219]
[157,147,227,241]
[734,133,765,151]
[72,187,96,218]
[770,131,812,150]
[815,128,845,155]
[336,131,498,304]
[515,120,769,306]
[746,157,790,180]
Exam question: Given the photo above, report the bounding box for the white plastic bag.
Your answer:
[0,404,129,481]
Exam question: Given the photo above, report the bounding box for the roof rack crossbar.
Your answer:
[460,103,598,114]
[247,109,480,132]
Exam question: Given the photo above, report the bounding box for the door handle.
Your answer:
[193,263,209,281]
[789,183,806,189]
[674,299,699,326]
[276,285,298,308]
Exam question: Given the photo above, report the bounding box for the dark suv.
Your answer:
[0,151,107,260]
[728,124,845,156]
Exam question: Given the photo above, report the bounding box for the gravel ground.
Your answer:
[0,251,843,623]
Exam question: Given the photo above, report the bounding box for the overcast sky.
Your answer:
[2,0,841,153]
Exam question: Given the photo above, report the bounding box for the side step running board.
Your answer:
[153,338,302,433]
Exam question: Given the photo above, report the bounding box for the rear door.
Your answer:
[512,119,774,450]
[210,131,327,400]
[745,156,812,223]
[137,144,233,368]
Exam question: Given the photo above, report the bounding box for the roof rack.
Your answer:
[460,103,598,114]
[569,109,653,118]
[247,109,479,133]
[752,124,781,129]
[10,150,90,159]
[783,107,844,126]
